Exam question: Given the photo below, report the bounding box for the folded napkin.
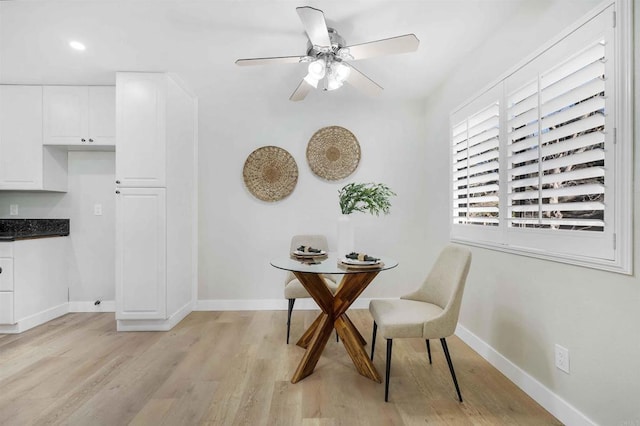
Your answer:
[296,245,322,254]
[346,252,379,262]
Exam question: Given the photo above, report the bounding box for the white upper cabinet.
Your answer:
[43,86,86,145]
[0,85,43,189]
[87,86,116,146]
[43,86,115,148]
[116,73,166,187]
[0,85,67,191]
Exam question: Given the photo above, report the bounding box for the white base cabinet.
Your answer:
[0,238,69,333]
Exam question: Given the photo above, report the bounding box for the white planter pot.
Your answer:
[337,214,355,257]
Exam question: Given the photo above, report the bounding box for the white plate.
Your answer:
[293,249,326,257]
[339,257,380,265]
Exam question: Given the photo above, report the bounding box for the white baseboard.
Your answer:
[195,298,373,311]
[0,302,69,334]
[68,300,116,312]
[116,301,193,332]
[455,324,595,426]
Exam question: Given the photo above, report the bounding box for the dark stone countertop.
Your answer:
[0,219,70,241]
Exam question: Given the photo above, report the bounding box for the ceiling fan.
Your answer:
[235,6,420,101]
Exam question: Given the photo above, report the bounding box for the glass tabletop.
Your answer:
[270,252,398,274]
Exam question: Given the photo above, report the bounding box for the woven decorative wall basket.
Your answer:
[306,126,360,181]
[243,146,298,202]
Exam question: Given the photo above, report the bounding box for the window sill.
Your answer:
[451,236,632,275]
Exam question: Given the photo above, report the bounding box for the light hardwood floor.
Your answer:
[0,310,561,425]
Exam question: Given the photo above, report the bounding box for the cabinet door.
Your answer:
[0,292,14,325]
[0,85,43,189]
[88,86,115,146]
[43,86,89,145]
[115,187,167,320]
[0,258,13,291]
[116,73,166,187]
[12,238,68,323]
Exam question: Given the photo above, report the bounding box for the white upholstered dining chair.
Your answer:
[285,234,339,344]
[368,244,472,402]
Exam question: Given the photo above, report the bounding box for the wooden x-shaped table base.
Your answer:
[291,270,382,384]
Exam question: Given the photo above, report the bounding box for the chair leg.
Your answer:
[336,330,339,342]
[286,299,295,344]
[440,338,462,402]
[425,339,432,364]
[370,321,378,361]
[385,339,393,402]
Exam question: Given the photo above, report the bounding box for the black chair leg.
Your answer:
[286,299,295,344]
[336,330,339,342]
[425,339,432,364]
[370,322,378,360]
[385,339,393,402]
[441,338,462,402]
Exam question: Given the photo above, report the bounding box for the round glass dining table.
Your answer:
[271,253,398,384]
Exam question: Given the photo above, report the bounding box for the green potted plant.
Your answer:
[339,182,396,215]
[337,182,396,255]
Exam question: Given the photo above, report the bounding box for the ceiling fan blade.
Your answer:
[345,34,420,61]
[344,63,383,97]
[289,79,315,102]
[235,56,304,66]
[296,6,331,48]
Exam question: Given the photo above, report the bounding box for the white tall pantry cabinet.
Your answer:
[115,72,197,331]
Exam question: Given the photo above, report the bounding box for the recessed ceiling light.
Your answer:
[69,41,86,51]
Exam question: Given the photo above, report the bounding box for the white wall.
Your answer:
[198,95,430,302]
[0,151,116,304]
[66,152,115,303]
[422,1,639,425]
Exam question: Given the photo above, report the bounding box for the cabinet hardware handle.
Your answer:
[115,190,120,194]
[0,266,2,274]
[115,180,121,184]
[89,138,94,143]
[81,138,86,142]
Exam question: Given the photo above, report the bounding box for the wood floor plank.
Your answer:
[31,354,132,426]
[159,380,219,425]
[61,347,188,425]
[128,398,176,426]
[267,380,302,426]
[0,311,561,425]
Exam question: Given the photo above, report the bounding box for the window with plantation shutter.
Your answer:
[507,40,607,232]
[449,1,632,274]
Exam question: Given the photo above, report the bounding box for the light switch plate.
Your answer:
[9,204,18,216]
[94,204,103,216]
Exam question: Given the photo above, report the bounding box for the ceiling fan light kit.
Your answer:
[235,6,420,101]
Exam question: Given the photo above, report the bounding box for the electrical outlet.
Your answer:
[94,204,103,216]
[9,204,18,216]
[555,344,570,374]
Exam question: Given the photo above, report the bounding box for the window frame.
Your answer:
[449,0,633,274]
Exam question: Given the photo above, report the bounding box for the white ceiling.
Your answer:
[1,0,570,102]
